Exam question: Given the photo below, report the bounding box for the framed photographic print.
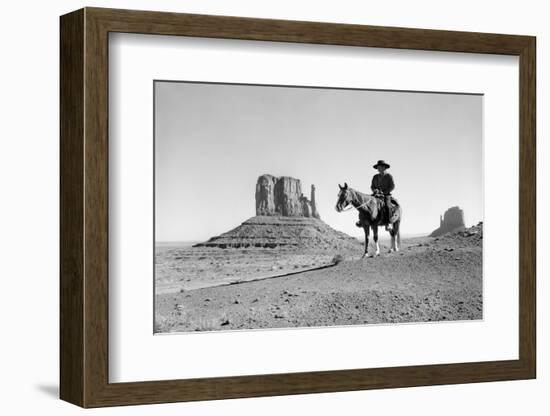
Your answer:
[60,7,536,408]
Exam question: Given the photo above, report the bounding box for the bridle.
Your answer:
[338,189,370,212]
[340,201,369,212]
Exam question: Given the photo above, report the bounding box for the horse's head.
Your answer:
[335,183,352,212]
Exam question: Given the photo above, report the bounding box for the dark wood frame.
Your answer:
[60,7,536,408]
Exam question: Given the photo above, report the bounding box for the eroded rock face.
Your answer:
[430,206,466,237]
[274,176,303,216]
[300,194,311,217]
[255,175,320,219]
[255,174,277,216]
[311,185,320,219]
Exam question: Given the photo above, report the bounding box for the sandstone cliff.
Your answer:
[255,174,278,216]
[310,185,320,219]
[430,206,466,237]
[255,174,320,219]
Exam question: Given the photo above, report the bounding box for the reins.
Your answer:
[340,189,371,212]
[340,201,369,212]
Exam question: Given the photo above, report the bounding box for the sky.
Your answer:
[155,81,483,242]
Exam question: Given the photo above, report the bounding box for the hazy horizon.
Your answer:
[156,232,433,244]
[155,81,483,242]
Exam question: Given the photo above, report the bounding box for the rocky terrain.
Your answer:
[156,243,350,293]
[155,223,483,333]
[193,216,360,250]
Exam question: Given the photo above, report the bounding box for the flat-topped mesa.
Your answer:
[255,174,320,219]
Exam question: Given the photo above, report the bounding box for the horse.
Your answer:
[335,183,402,258]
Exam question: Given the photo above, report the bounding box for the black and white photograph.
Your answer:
[3,1,542,412]
[154,81,483,334]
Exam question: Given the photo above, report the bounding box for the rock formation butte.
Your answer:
[430,206,466,237]
[255,174,320,219]
[195,175,358,250]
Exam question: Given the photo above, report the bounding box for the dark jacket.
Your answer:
[371,173,395,195]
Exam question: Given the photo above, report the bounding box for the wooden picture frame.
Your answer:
[60,7,536,408]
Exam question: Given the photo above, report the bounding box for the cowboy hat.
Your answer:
[373,160,390,169]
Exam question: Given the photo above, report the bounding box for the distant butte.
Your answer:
[430,206,466,237]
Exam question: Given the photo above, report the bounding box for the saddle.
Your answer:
[373,191,399,224]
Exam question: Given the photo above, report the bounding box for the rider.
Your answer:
[356,160,395,230]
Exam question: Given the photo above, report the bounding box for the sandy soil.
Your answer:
[155,227,482,333]
[155,246,342,292]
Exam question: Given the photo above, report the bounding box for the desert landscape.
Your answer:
[155,175,482,333]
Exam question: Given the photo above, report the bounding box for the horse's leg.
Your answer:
[362,224,370,259]
[388,219,398,252]
[394,220,400,252]
[372,226,380,257]
[389,230,396,253]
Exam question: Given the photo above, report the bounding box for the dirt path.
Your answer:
[155,247,342,292]
[155,230,482,333]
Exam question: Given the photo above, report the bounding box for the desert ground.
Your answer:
[155,225,482,333]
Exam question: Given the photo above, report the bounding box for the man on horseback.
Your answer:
[356,160,395,231]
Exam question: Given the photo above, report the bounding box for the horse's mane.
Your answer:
[348,188,370,200]
[348,187,380,219]
[348,187,370,203]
